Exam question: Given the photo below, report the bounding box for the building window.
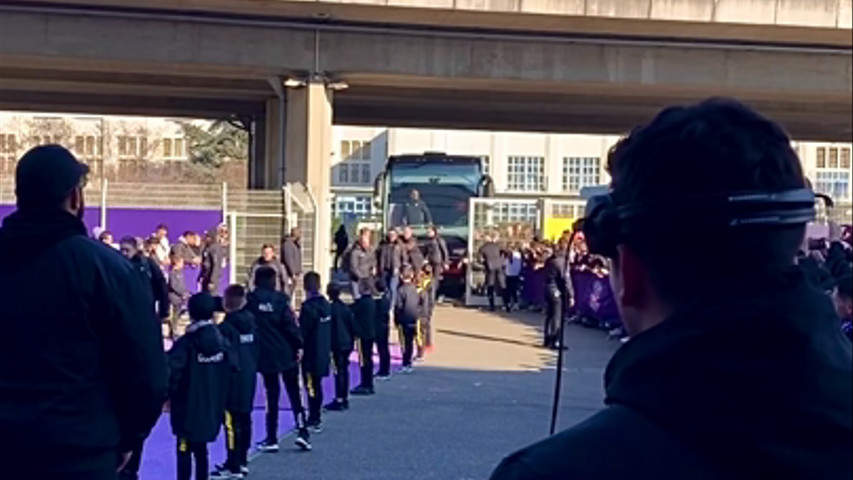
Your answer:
[118,135,146,158]
[815,145,852,201]
[562,157,601,193]
[338,140,372,185]
[817,147,827,168]
[0,134,17,154]
[480,155,491,176]
[334,195,373,217]
[507,156,546,192]
[74,135,98,157]
[162,137,186,159]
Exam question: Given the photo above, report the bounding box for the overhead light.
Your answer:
[283,78,307,89]
[326,80,349,91]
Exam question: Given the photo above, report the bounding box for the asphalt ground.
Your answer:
[247,305,619,480]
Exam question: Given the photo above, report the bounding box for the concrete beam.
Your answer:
[0,8,849,140]
[3,0,850,47]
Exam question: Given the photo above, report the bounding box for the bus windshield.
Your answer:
[387,161,481,229]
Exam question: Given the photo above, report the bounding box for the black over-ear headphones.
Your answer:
[582,188,817,258]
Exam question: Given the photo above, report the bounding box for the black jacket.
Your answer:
[299,295,333,377]
[131,253,170,319]
[0,209,168,473]
[395,283,420,327]
[405,242,425,272]
[374,295,391,333]
[479,241,504,271]
[492,270,853,480]
[171,241,198,264]
[168,267,189,307]
[351,294,377,340]
[281,236,302,280]
[426,236,450,269]
[402,199,432,226]
[349,242,376,281]
[219,309,259,414]
[200,242,227,290]
[544,252,568,293]
[248,257,288,292]
[168,321,233,443]
[330,299,355,353]
[378,240,404,275]
[247,288,303,373]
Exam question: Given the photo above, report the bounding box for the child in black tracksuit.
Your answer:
[351,277,377,395]
[396,266,421,372]
[298,272,332,431]
[374,280,392,379]
[326,283,354,411]
[211,285,258,480]
[169,293,233,480]
[247,266,311,452]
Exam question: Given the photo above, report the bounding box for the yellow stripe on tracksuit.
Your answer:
[416,319,424,348]
[224,411,235,450]
[397,326,404,347]
[179,438,188,453]
[306,374,316,398]
[356,337,364,367]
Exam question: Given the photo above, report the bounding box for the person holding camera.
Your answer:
[491,99,852,480]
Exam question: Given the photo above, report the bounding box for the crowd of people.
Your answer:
[3,98,853,480]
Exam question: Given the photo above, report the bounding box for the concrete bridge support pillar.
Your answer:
[284,80,334,281]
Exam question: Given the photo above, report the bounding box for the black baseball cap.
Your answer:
[15,145,89,210]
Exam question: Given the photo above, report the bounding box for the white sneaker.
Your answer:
[257,440,279,453]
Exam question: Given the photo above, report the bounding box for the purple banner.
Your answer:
[571,270,621,326]
[106,207,223,244]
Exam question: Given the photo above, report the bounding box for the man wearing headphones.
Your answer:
[491,99,852,480]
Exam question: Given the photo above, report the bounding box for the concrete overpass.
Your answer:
[1,0,851,274]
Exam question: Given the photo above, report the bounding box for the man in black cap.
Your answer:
[491,100,852,480]
[0,145,168,479]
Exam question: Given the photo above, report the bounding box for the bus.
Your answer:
[373,152,493,296]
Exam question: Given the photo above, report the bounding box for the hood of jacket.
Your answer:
[186,321,228,357]
[0,208,87,269]
[605,269,853,479]
[225,309,255,335]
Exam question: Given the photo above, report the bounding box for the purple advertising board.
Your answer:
[571,270,621,327]
[1,204,231,294]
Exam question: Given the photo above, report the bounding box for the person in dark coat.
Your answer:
[334,224,349,271]
[349,228,376,297]
[281,227,303,297]
[0,146,168,480]
[543,242,569,349]
[425,225,449,310]
[212,285,258,479]
[246,266,311,452]
[350,278,377,396]
[377,229,404,306]
[374,280,392,379]
[247,243,288,292]
[395,265,421,373]
[478,234,505,311]
[325,283,355,411]
[169,293,233,480]
[200,232,227,295]
[834,274,853,342]
[167,253,190,340]
[491,99,852,480]
[299,272,332,430]
[401,189,433,226]
[405,237,425,273]
[120,235,171,322]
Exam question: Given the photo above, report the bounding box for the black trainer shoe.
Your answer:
[295,431,313,451]
[375,372,392,381]
[324,399,349,411]
[307,419,324,434]
[210,466,243,479]
[350,385,375,396]
[257,439,280,453]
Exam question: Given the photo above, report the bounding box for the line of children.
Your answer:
[169,263,439,479]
